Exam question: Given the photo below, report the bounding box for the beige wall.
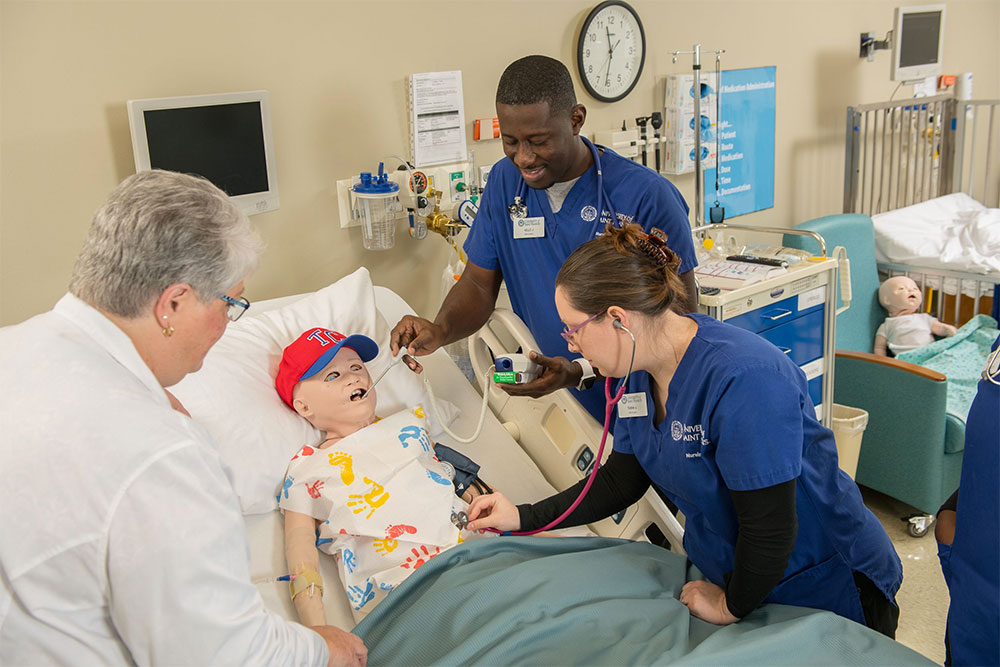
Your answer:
[2,0,998,326]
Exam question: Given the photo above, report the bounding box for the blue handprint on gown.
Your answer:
[398,425,432,453]
[348,578,376,610]
[343,548,357,574]
[378,582,394,592]
[315,527,332,548]
[280,475,294,500]
[426,469,451,485]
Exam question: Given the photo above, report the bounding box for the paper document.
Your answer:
[695,259,787,290]
[409,71,468,167]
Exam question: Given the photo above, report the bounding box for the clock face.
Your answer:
[577,1,646,103]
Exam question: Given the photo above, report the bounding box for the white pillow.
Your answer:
[171,267,456,514]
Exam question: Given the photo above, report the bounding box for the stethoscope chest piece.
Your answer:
[508,196,527,223]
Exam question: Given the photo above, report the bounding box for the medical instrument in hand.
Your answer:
[485,319,637,537]
[509,136,619,235]
[361,348,413,399]
[493,353,542,384]
[451,511,470,530]
[650,112,663,173]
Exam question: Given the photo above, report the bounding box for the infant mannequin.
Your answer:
[874,276,957,356]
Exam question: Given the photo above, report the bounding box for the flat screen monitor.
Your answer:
[127,90,279,216]
[891,4,946,83]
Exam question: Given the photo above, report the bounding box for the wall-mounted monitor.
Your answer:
[891,4,946,83]
[127,90,279,216]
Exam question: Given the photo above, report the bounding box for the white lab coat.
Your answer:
[0,294,326,666]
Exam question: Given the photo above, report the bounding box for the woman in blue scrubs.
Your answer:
[468,224,903,636]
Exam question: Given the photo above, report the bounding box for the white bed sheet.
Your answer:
[872,192,1000,275]
[246,286,585,630]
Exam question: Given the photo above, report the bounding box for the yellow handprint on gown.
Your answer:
[373,538,398,555]
[411,406,425,419]
[327,451,355,485]
[347,477,389,519]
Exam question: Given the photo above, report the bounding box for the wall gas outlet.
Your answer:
[449,170,466,203]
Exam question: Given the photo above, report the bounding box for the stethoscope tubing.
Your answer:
[509,136,618,237]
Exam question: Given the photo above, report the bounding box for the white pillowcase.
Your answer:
[171,267,456,514]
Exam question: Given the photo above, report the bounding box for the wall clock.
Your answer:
[577,1,646,103]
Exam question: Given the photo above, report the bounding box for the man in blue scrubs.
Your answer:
[936,335,999,665]
[391,55,697,422]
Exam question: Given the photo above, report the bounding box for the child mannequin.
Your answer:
[874,276,957,356]
[274,328,488,624]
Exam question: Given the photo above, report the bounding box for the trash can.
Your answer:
[831,404,869,480]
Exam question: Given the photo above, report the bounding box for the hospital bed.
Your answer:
[171,268,930,664]
[844,95,1000,326]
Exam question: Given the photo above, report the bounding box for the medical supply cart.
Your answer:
[692,224,848,428]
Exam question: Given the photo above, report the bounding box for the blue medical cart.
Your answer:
[692,224,847,428]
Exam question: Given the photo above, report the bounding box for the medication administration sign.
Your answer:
[703,66,776,219]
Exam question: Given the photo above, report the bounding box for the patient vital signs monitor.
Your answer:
[127,90,279,215]
[891,4,946,83]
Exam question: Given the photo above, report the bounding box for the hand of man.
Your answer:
[466,492,521,533]
[390,315,446,360]
[311,625,368,667]
[498,351,582,398]
[678,580,740,626]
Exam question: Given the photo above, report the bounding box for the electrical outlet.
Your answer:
[479,165,492,190]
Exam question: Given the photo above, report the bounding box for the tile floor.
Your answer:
[862,487,949,665]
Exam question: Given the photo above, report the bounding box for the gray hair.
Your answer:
[70,170,263,318]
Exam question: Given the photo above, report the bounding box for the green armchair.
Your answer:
[785,214,962,515]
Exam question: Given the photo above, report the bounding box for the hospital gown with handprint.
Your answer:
[278,407,476,621]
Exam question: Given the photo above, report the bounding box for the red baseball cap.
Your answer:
[275,328,379,408]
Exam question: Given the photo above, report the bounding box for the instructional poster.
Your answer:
[703,66,776,220]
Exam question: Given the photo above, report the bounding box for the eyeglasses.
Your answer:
[561,311,603,342]
[219,294,251,322]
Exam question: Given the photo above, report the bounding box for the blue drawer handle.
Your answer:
[763,309,792,321]
[777,346,792,355]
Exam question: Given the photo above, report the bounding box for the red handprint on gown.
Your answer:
[385,524,417,540]
[306,480,324,498]
[401,545,441,570]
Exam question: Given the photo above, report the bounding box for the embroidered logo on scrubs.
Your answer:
[581,205,597,222]
[671,421,710,447]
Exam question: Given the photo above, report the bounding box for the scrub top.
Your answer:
[613,314,902,624]
[943,334,999,666]
[465,145,697,421]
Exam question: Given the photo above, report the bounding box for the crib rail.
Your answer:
[845,96,999,214]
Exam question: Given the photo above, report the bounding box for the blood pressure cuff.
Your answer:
[434,444,481,498]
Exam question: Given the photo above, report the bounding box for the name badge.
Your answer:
[513,216,545,238]
[617,392,648,418]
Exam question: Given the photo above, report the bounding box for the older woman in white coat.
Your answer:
[0,171,366,667]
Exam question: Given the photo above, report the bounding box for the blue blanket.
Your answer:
[898,314,1000,422]
[354,537,930,666]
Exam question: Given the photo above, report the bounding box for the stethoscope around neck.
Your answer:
[507,136,619,236]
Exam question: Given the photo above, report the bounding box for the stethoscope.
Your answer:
[458,320,637,535]
[507,136,620,237]
[983,345,1000,386]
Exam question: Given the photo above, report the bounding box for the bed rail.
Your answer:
[845,96,999,214]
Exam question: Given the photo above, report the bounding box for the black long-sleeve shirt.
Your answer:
[517,450,798,618]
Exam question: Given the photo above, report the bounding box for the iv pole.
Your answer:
[670,44,725,226]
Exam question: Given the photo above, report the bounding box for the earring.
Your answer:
[162,323,175,338]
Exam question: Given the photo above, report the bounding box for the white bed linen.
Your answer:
[247,286,584,630]
[872,193,1000,274]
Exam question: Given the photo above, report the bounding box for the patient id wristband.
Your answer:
[289,568,324,599]
[574,358,596,391]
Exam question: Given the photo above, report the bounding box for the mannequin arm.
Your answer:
[931,319,957,337]
[873,334,889,356]
[284,510,326,626]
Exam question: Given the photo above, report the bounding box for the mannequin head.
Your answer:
[878,276,923,317]
[275,328,379,439]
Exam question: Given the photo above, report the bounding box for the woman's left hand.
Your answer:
[679,580,740,625]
